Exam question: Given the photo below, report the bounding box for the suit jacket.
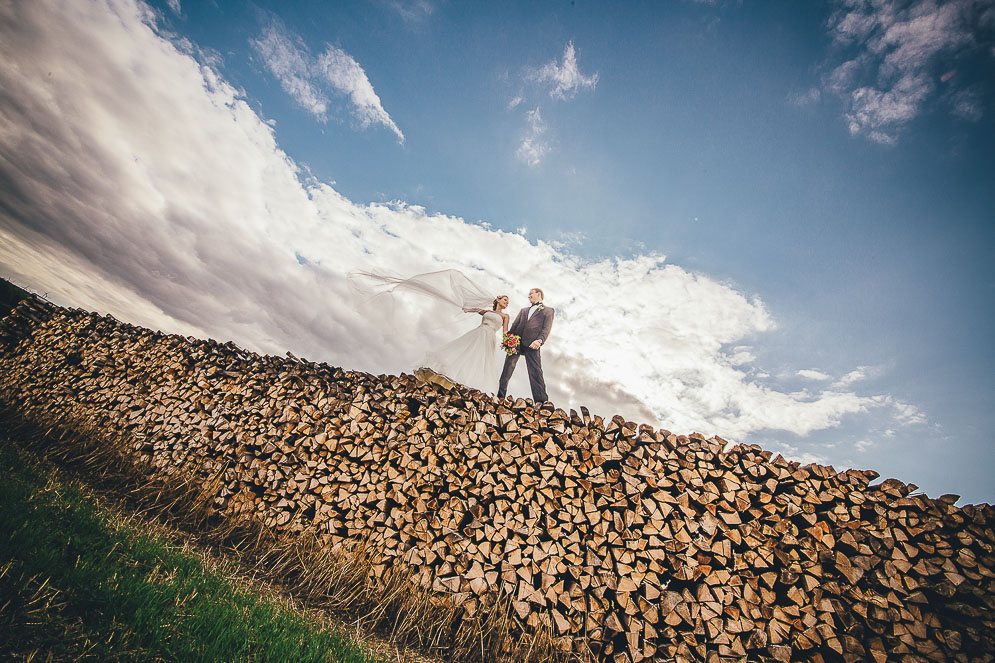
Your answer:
[509,304,554,352]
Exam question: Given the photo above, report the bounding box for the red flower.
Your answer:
[502,333,521,356]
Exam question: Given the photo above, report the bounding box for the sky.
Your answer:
[0,0,992,503]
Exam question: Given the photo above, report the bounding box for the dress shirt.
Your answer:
[527,303,545,346]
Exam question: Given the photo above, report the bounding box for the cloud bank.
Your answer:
[0,0,918,447]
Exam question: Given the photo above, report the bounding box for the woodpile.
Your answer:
[2,296,993,662]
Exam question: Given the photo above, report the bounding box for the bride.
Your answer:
[419,294,508,392]
[350,270,509,393]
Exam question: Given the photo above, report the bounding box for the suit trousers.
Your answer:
[497,348,547,403]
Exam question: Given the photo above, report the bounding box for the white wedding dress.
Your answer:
[421,311,503,393]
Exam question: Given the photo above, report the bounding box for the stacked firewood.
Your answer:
[1,296,993,662]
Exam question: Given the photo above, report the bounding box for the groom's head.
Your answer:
[528,288,544,304]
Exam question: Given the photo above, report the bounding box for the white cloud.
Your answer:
[788,87,821,106]
[551,230,588,249]
[166,0,180,15]
[833,366,869,387]
[845,73,932,141]
[874,396,928,426]
[855,439,875,452]
[251,16,403,142]
[725,347,756,366]
[798,369,833,381]
[252,21,328,119]
[383,0,434,24]
[516,107,549,166]
[0,0,920,447]
[316,46,405,143]
[950,85,984,120]
[528,41,599,100]
[508,41,596,166]
[820,0,992,142]
[797,451,831,465]
[763,441,831,467]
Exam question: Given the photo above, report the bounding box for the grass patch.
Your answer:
[0,442,380,663]
[0,406,565,663]
[0,276,31,315]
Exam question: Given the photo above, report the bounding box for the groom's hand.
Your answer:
[529,340,541,350]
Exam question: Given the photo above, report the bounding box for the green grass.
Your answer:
[0,276,32,315]
[0,443,380,663]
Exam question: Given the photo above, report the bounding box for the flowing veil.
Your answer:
[349,269,496,312]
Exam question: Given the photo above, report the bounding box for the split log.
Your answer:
[1,297,993,662]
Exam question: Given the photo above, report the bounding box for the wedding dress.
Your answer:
[421,311,502,393]
[348,269,504,393]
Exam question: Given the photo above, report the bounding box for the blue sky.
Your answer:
[1,0,992,502]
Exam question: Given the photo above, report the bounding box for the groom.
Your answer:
[498,288,554,403]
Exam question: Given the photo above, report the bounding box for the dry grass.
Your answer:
[0,404,576,663]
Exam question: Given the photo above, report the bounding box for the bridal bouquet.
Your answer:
[501,333,521,356]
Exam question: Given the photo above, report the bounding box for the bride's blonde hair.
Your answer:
[492,295,507,311]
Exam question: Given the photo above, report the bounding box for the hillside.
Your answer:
[0,439,382,663]
[1,293,993,663]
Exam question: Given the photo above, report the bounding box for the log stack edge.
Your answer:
[1,296,992,663]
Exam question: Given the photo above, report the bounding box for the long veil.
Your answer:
[349,269,496,312]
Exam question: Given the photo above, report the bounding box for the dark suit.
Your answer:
[498,304,554,402]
